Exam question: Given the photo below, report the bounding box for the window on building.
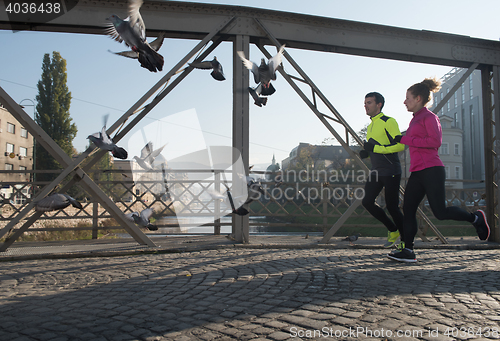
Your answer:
[455,166,460,179]
[461,83,465,103]
[20,127,28,138]
[469,75,473,99]
[445,166,450,179]
[454,92,457,107]
[439,92,444,114]
[19,166,26,171]
[5,163,13,170]
[19,147,27,157]
[454,143,460,155]
[440,143,449,155]
[446,89,450,111]
[7,122,15,134]
[6,143,14,153]
[453,112,458,127]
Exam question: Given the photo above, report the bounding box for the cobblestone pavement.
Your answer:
[1,246,500,341]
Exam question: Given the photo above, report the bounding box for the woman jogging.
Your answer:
[387,77,490,263]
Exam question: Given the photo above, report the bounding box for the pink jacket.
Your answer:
[400,107,444,172]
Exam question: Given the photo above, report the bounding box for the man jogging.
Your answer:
[360,92,405,248]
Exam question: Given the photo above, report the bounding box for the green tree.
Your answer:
[35,52,77,182]
[351,124,368,145]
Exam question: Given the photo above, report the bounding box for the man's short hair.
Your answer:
[365,92,385,110]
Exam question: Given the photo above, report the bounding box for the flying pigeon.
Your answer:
[35,193,83,212]
[226,189,249,216]
[87,117,128,160]
[206,188,228,202]
[124,207,158,231]
[108,32,165,70]
[133,141,167,171]
[210,184,249,216]
[237,44,285,96]
[343,233,361,246]
[248,86,267,107]
[245,179,264,204]
[105,0,164,72]
[189,56,225,81]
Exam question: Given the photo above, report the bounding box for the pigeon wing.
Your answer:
[35,194,69,212]
[189,60,214,69]
[108,49,139,59]
[104,22,123,43]
[149,32,165,52]
[268,44,285,80]
[100,126,113,145]
[140,142,154,159]
[206,188,226,201]
[128,0,146,41]
[140,208,154,222]
[237,51,260,83]
[149,143,166,161]
[124,212,139,222]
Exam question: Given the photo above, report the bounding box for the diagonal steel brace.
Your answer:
[0,16,235,250]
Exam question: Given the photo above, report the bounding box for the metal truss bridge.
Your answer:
[0,0,499,250]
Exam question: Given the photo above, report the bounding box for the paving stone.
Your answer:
[0,244,499,341]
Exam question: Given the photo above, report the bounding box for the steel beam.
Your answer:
[232,34,250,244]
[482,67,498,242]
[1,1,499,67]
[494,66,500,243]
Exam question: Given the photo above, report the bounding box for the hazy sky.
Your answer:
[1,0,499,171]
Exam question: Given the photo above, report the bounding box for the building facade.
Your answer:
[281,142,356,172]
[429,67,484,188]
[0,104,34,204]
[0,104,34,182]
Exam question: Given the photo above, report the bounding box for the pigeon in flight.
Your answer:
[124,207,158,231]
[248,86,267,107]
[35,193,83,212]
[133,141,167,171]
[237,44,285,96]
[343,233,361,246]
[206,188,228,202]
[189,56,226,81]
[105,0,164,72]
[88,116,128,160]
[226,189,250,216]
[245,179,264,205]
[208,184,249,216]
[108,32,165,70]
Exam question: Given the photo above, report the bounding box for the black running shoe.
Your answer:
[387,248,417,263]
[473,210,490,240]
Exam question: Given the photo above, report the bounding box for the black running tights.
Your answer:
[403,166,474,249]
[362,172,404,237]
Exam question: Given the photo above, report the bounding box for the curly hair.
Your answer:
[408,77,441,106]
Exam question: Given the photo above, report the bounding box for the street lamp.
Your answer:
[19,99,36,183]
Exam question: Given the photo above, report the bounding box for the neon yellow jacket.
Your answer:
[366,112,404,176]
